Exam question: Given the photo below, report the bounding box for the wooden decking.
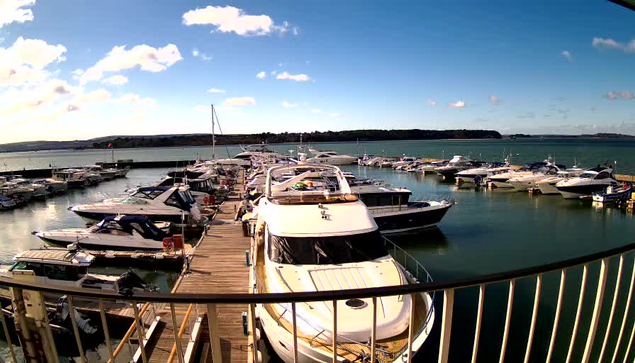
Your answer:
[146,175,252,363]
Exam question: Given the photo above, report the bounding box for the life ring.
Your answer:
[162,237,174,251]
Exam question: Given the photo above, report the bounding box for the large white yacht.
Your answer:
[487,161,548,188]
[253,164,434,362]
[507,163,565,192]
[535,167,584,195]
[69,185,202,223]
[556,166,619,199]
[306,148,358,165]
[455,160,511,184]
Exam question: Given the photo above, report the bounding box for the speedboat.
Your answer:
[556,166,619,199]
[8,178,50,198]
[487,161,548,188]
[85,165,118,181]
[32,178,68,194]
[351,183,454,234]
[434,155,482,180]
[1,247,155,293]
[535,168,584,195]
[34,215,173,251]
[456,160,511,185]
[306,149,358,165]
[592,184,632,204]
[508,163,565,192]
[234,143,282,161]
[253,164,435,363]
[69,185,202,223]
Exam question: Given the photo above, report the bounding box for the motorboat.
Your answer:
[507,163,565,192]
[556,166,619,199]
[351,183,454,234]
[486,161,548,188]
[1,247,155,293]
[0,196,17,210]
[0,176,34,202]
[455,161,511,184]
[53,169,90,188]
[114,166,131,178]
[434,155,482,180]
[34,215,173,251]
[69,185,202,223]
[84,165,118,181]
[392,156,418,170]
[419,161,446,174]
[234,143,282,161]
[592,184,632,204]
[306,149,358,165]
[32,178,68,194]
[8,178,50,198]
[535,168,584,195]
[252,164,435,363]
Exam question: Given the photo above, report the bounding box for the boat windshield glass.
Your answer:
[131,188,165,200]
[268,230,388,265]
[580,172,597,179]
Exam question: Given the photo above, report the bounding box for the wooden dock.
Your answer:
[145,174,252,363]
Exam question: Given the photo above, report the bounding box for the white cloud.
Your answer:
[560,50,573,62]
[602,91,634,100]
[192,48,212,61]
[194,104,208,112]
[0,79,78,116]
[182,5,291,36]
[80,44,182,84]
[448,100,465,108]
[592,37,635,53]
[329,113,341,117]
[223,96,255,106]
[0,37,67,86]
[426,99,437,106]
[0,0,35,28]
[517,112,535,119]
[256,71,267,79]
[281,101,297,108]
[207,87,225,93]
[311,108,323,114]
[102,75,128,86]
[276,71,311,82]
[488,95,499,103]
[68,89,111,110]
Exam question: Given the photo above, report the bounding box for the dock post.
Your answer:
[11,287,45,362]
[206,304,223,362]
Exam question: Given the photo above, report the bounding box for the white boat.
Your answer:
[508,163,565,192]
[0,196,17,210]
[53,169,91,188]
[1,247,154,293]
[32,178,68,194]
[69,185,202,223]
[434,155,482,179]
[306,149,358,165]
[234,143,282,161]
[592,185,632,203]
[8,178,50,198]
[34,215,173,251]
[487,161,548,188]
[535,168,584,195]
[85,165,117,181]
[253,164,434,363]
[455,160,511,184]
[556,166,619,199]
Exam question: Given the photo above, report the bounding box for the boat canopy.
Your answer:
[96,215,168,241]
[268,230,388,265]
[12,250,94,266]
[131,186,171,200]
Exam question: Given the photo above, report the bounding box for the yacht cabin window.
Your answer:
[132,189,165,200]
[595,172,611,179]
[268,230,388,265]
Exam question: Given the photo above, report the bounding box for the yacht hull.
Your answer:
[557,184,611,199]
[71,209,186,223]
[370,202,453,235]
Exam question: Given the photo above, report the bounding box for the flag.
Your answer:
[108,142,113,148]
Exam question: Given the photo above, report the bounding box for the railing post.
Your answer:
[132,302,148,363]
[292,302,299,362]
[371,297,377,363]
[207,303,222,363]
[407,293,416,363]
[332,300,338,363]
[67,296,87,363]
[566,263,589,363]
[11,287,40,361]
[99,299,115,363]
[611,256,635,363]
[523,273,542,363]
[0,302,17,363]
[170,303,185,363]
[249,303,258,363]
[546,269,567,363]
[438,289,455,363]
[471,284,485,363]
[582,258,609,363]
[38,291,59,363]
[499,279,515,363]
[598,255,624,362]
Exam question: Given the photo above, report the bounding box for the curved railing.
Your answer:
[0,242,634,362]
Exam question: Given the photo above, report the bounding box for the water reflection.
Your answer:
[389,227,450,255]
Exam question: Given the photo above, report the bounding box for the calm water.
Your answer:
[0,142,634,361]
[3,138,635,174]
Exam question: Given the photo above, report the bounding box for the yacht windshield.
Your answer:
[580,172,596,179]
[268,230,388,265]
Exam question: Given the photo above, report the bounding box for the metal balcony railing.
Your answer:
[0,242,633,362]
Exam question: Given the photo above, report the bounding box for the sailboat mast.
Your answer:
[211,104,216,160]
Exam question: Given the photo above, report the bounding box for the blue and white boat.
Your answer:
[592,185,632,204]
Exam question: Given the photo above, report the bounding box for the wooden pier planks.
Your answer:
[147,172,251,363]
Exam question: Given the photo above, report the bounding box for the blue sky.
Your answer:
[0,0,634,143]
